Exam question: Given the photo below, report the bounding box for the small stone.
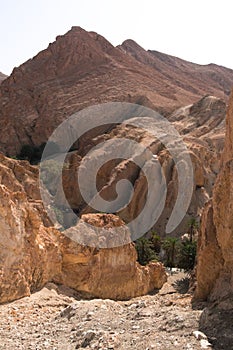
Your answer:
[132,325,140,330]
[80,330,96,347]
[200,339,212,349]
[193,331,208,340]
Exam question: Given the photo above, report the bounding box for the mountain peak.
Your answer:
[1,27,233,155]
[119,39,145,53]
[3,27,117,87]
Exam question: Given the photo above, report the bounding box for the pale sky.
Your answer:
[1,0,233,75]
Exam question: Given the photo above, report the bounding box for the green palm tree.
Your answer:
[187,218,199,242]
[162,237,179,268]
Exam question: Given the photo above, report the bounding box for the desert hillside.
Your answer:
[0,26,233,155]
[0,26,233,350]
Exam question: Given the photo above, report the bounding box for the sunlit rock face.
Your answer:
[0,154,167,303]
[195,91,233,305]
[0,154,61,303]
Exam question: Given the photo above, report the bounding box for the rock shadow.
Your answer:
[172,276,190,294]
[198,303,233,350]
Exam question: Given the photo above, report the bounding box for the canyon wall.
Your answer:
[195,91,233,304]
[0,154,166,303]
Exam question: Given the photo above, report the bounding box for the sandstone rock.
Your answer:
[0,28,228,242]
[195,91,233,304]
[54,213,167,300]
[194,201,223,300]
[46,97,223,239]
[0,154,61,303]
[0,154,167,303]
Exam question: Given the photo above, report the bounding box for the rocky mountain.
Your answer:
[0,27,229,236]
[0,26,233,155]
[119,39,233,99]
[0,72,7,84]
[0,25,232,292]
[0,25,233,349]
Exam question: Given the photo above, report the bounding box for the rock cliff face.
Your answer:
[0,26,233,155]
[0,154,167,303]
[195,91,233,304]
[45,95,225,237]
[0,154,61,303]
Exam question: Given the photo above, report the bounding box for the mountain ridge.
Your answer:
[0,26,233,155]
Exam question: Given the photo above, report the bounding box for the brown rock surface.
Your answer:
[0,28,228,240]
[195,91,233,304]
[0,154,167,303]
[0,153,61,303]
[0,27,233,155]
[45,95,225,237]
[55,213,167,300]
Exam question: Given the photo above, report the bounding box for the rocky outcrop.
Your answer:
[44,95,225,238]
[55,213,167,300]
[0,27,233,155]
[195,91,233,303]
[0,154,167,303]
[194,201,223,300]
[0,154,61,303]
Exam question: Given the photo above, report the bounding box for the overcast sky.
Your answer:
[1,0,232,75]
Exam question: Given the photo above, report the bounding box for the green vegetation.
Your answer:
[187,218,199,243]
[177,240,197,271]
[162,237,179,268]
[135,219,198,271]
[40,159,61,185]
[135,237,158,266]
[150,231,162,253]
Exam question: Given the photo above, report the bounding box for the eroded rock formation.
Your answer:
[55,213,167,300]
[0,154,61,303]
[195,91,233,304]
[41,95,225,238]
[0,154,167,303]
[0,26,231,305]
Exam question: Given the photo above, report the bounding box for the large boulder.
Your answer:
[55,213,167,300]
